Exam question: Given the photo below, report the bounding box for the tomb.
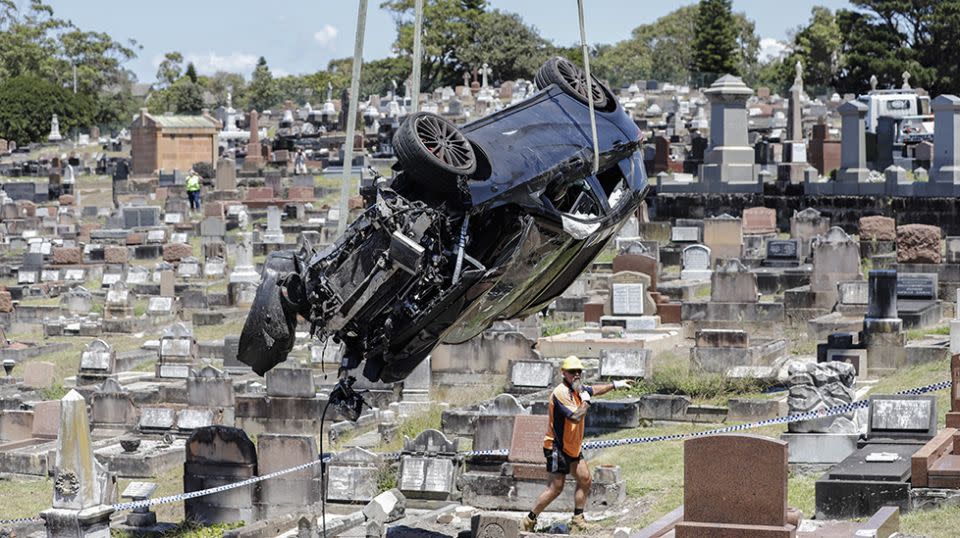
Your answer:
[815,394,938,518]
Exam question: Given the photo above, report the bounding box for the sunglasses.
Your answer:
[565,369,582,375]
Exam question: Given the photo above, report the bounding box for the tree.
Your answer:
[247,56,279,112]
[692,0,740,82]
[203,71,246,108]
[382,0,487,89]
[184,62,198,83]
[155,51,183,88]
[0,75,94,143]
[456,10,552,84]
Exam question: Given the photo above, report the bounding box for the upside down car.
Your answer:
[238,57,648,418]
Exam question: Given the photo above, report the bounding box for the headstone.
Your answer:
[674,434,793,536]
[860,216,896,242]
[742,207,776,235]
[811,227,861,294]
[215,158,237,191]
[509,361,553,391]
[703,215,742,264]
[867,395,937,440]
[326,447,383,502]
[680,244,712,281]
[184,426,257,524]
[599,349,652,379]
[791,208,830,260]
[710,259,758,303]
[765,239,800,264]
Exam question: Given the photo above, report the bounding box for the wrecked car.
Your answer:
[238,57,648,416]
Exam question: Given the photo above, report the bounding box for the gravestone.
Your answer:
[399,430,458,500]
[680,244,712,281]
[256,434,321,517]
[90,378,137,427]
[860,216,896,242]
[930,95,960,186]
[508,361,554,392]
[867,395,937,441]
[265,367,316,398]
[710,259,758,303]
[675,434,794,537]
[791,208,830,260]
[40,391,113,536]
[326,447,383,502]
[215,158,237,191]
[671,226,700,243]
[599,349,651,379]
[764,239,800,266]
[742,207,776,235]
[703,214,742,264]
[184,426,257,524]
[811,227,861,294]
[474,394,529,453]
[77,339,116,386]
[157,323,198,379]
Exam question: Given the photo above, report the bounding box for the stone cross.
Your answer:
[480,63,492,89]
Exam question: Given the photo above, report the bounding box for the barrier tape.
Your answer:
[0,379,950,525]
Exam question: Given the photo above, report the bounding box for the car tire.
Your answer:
[394,112,477,192]
[535,56,610,110]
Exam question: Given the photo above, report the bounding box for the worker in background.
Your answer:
[522,355,634,532]
[185,168,202,213]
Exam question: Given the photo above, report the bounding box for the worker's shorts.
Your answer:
[544,447,581,475]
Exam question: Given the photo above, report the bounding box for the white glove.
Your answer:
[579,390,591,403]
[613,380,632,390]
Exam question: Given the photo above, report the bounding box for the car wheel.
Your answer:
[394,112,477,192]
[535,56,610,109]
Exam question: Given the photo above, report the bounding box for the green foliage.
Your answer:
[184,62,198,83]
[40,382,67,401]
[148,78,204,115]
[628,364,773,405]
[593,3,758,88]
[455,9,553,83]
[830,0,960,95]
[778,7,843,94]
[382,0,487,89]
[202,71,246,109]
[155,51,184,88]
[0,2,139,133]
[247,56,279,112]
[692,0,740,81]
[192,161,214,179]
[0,75,94,143]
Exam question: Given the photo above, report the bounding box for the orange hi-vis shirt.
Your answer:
[543,382,594,458]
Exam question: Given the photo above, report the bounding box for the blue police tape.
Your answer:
[0,378,951,522]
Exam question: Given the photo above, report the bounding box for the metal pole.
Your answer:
[577,0,600,175]
[410,0,424,114]
[338,0,368,237]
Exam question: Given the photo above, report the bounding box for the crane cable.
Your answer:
[577,0,601,176]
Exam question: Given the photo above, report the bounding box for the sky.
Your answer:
[45,0,852,84]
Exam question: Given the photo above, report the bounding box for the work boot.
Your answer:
[570,514,587,532]
[520,514,537,532]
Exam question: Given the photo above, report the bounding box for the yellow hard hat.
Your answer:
[561,355,584,371]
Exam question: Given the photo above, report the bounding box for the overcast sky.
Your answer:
[46,0,852,83]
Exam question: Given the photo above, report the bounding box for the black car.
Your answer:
[238,58,647,415]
